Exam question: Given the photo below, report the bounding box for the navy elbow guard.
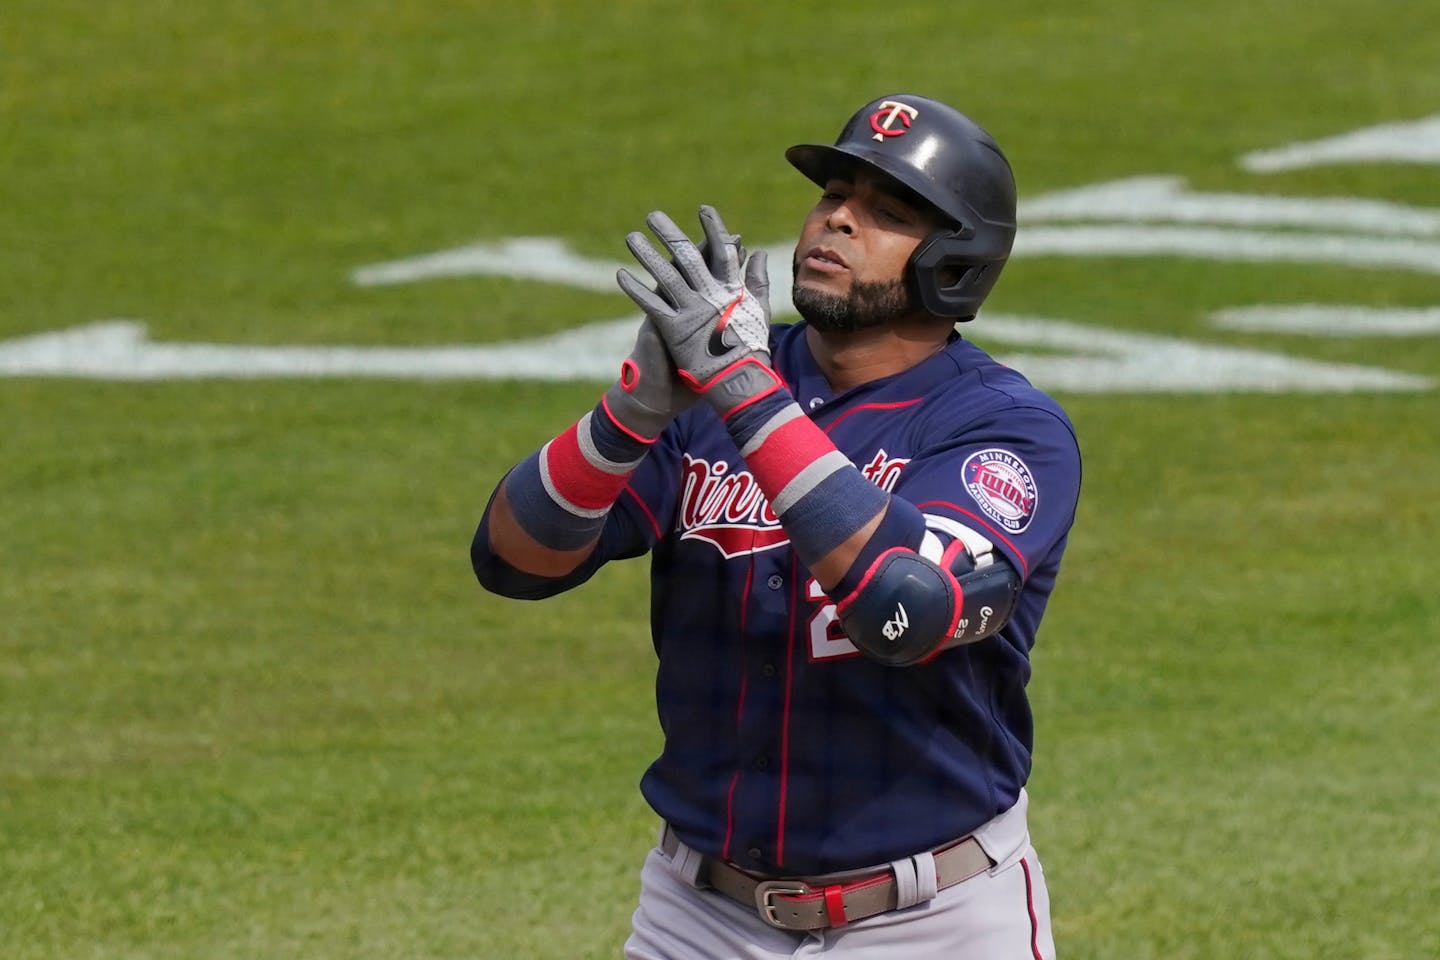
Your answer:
[835,534,1022,667]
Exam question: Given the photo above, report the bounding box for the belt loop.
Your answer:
[661,824,706,888]
[912,850,938,902]
[823,884,848,927]
[890,856,920,909]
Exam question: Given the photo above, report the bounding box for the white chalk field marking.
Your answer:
[17,111,1440,392]
[1212,305,1440,337]
[0,316,1427,392]
[354,224,1440,298]
[351,237,623,290]
[1240,114,1440,172]
[0,319,638,381]
[352,240,803,302]
[1019,176,1440,236]
[1014,224,1440,275]
[971,314,1429,393]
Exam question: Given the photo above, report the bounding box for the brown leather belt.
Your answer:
[660,828,992,931]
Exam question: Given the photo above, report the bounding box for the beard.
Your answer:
[791,265,914,334]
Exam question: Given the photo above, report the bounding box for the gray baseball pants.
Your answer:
[623,794,1056,959]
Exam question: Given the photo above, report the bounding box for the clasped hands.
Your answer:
[603,206,777,439]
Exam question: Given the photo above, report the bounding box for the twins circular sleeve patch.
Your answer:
[962,448,1038,534]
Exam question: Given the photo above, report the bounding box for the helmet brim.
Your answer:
[785,142,964,228]
[785,143,852,188]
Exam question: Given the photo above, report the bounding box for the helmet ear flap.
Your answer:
[908,229,1002,322]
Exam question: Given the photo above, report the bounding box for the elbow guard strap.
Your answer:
[835,541,1022,667]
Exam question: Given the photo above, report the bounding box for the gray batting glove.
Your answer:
[615,205,780,418]
[602,316,696,441]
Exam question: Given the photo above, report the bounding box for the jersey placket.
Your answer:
[724,547,800,873]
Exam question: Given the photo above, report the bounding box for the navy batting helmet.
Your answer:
[786,95,1017,321]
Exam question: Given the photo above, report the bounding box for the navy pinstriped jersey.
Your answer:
[589,321,1079,877]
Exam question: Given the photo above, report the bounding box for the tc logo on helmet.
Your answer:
[870,100,919,141]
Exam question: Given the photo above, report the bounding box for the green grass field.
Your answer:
[3,3,1438,957]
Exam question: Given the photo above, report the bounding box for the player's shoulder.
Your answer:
[941,336,1074,430]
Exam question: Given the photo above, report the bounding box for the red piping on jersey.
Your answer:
[914,500,1030,579]
[775,552,800,868]
[621,484,662,540]
[1022,857,1044,959]
[720,771,741,862]
[723,560,757,862]
[819,398,924,434]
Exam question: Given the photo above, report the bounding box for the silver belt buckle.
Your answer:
[754,880,812,929]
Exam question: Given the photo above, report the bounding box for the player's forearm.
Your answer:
[804,507,886,591]
[472,393,652,596]
[721,386,925,582]
[472,311,694,597]
[483,484,600,578]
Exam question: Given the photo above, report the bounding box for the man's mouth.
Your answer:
[801,246,849,273]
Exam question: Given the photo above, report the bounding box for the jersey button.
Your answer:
[747,846,763,861]
[767,575,784,590]
[760,663,777,678]
[753,755,770,771]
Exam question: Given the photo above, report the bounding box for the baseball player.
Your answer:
[472,94,1081,958]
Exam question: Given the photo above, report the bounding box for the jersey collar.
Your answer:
[776,323,970,416]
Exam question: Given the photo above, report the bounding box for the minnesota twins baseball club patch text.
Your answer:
[962,448,1038,534]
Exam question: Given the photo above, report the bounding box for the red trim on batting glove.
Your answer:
[678,356,783,407]
[619,358,640,390]
[719,378,784,418]
[598,393,661,446]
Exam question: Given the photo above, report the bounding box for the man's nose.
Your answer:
[825,202,857,235]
